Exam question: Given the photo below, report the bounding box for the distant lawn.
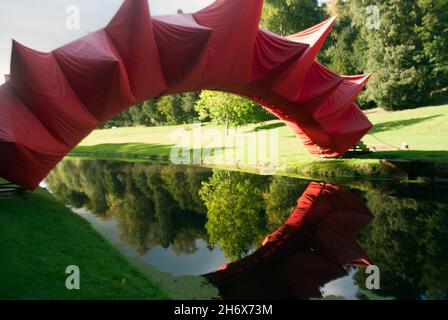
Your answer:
[0,189,167,300]
[72,102,448,179]
[360,104,448,160]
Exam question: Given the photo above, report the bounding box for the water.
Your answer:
[45,158,448,300]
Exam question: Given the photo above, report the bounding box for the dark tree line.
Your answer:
[102,92,201,128]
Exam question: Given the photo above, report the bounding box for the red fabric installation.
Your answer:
[0,0,373,190]
[205,182,374,300]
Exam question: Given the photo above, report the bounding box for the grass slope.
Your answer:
[0,190,167,300]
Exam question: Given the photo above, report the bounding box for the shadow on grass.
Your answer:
[72,143,236,161]
[371,115,442,134]
[361,150,448,161]
[253,122,286,131]
[73,143,176,158]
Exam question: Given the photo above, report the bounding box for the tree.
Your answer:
[195,91,272,132]
[322,1,363,75]
[46,160,210,255]
[354,190,448,299]
[417,0,448,90]
[155,96,181,126]
[101,92,201,128]
[350,0,436,110]
[128,99,167,127]
[264,176,309,231]
[180,92,200,123]
[261,0,328,36]
[199,170,269,261]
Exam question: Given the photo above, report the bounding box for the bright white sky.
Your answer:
[0,0,214,84]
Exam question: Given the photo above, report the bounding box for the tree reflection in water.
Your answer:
[46,158,448,300]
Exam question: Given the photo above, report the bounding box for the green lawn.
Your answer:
[0,189,167,300]
[361,105,448,160]
[72,102,448,179]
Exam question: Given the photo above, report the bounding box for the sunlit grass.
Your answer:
[73,102,448,178]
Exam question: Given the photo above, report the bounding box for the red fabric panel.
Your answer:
[251,29,308,82]
[106,0,166,101]
[274,17,336,100]
[10,41,98,147]
[53,30,135,122]
[248,94,335,153]
[193,0,263,86]
[293,62,343,109]
[314,75,371,125]
[324,104,374,155]
[0,85,66,189]
[153,14,211,93]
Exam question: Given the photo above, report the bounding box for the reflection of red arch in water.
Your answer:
[205,182,373,300]
[0,0,372,190]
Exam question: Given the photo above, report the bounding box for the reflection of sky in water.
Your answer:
[144,240,228,276]
[73,208,228,277]
[321,269,359,300]
[71,207,359,298]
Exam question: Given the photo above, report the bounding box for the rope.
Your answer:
[367,133,401,150]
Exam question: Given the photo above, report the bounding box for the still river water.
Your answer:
[44,158,448,300]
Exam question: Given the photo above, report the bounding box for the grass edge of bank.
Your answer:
[68,150,407,181]
[0,189,168,300]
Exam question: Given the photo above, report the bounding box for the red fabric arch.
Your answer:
[0,0,372,190]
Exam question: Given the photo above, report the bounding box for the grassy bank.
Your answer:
[71,103,448,180]
[0,189,167,299]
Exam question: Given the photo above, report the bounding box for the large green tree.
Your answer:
[417,0,448,90]
[195,91,272,131]
[350,0,436,110]
[322,0,365,75]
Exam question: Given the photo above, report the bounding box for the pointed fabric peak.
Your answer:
[287,17,337,44]
[53,30,138,122]
[106,0,166,101]
[251,29,309,82]
[314,73,371,123]
[274,17,336,100]
[153,14,212,92]
[0,84,67,190]
[193,0,264,86]
[10,40,99,146]
[10,40,44,75]
[292,61,343,109]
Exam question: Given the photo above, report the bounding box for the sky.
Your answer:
[0,0,214,84]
